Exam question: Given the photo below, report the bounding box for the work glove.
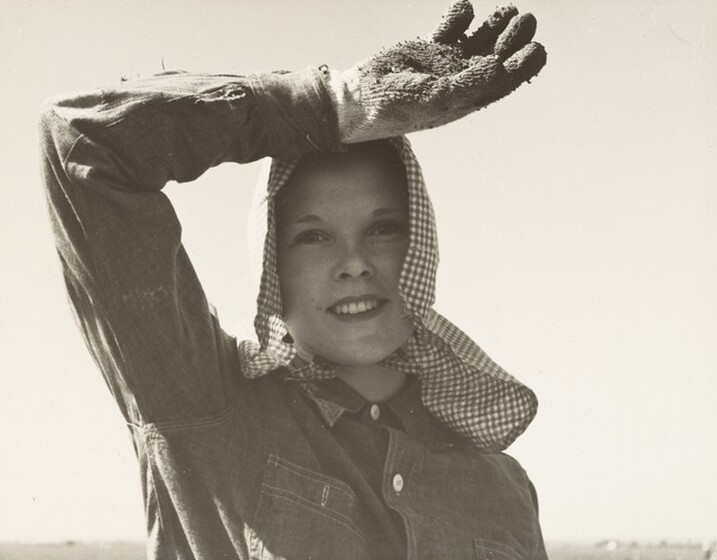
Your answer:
[326,0,546,143]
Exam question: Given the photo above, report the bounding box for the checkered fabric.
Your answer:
[238,136,537,451]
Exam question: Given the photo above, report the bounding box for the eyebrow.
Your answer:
[291,207,404,225]
[372,207,404,217]
[294,214,322,224]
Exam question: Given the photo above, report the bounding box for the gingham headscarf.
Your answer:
[238,136,537,451]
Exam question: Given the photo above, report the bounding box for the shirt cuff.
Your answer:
[250,68,342,158]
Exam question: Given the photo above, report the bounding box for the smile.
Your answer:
[328,297,386,316]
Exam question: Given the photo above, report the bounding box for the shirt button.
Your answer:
[392,473,404,493]
[369,404,381,421]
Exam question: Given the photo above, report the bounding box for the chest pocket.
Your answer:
[250,454,367,560]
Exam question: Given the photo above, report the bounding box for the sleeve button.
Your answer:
[392,473,404,493]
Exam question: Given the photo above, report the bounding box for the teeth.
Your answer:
[332,299,380,315]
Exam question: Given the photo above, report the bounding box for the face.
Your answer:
[275,148,415,366]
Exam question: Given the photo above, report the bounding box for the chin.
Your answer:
[291,320,415,367]
[318,334,410,367]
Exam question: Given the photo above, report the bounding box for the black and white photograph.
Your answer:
[1,1,715,558]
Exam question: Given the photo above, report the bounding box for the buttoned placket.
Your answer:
[383,427,442,560]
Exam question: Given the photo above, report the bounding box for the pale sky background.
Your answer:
[1,0,715,545]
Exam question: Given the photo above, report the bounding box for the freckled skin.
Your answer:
[275,146,415,366]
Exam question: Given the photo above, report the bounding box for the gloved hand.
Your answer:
[326,0,546,143]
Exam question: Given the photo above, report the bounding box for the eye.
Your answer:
[370,219,407,238]
[293,229,329,245]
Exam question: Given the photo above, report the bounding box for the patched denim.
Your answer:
[39,69,547,560]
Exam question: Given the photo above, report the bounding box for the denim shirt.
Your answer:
[39,68,548,560]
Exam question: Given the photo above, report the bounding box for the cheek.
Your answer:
[373,243,407,285]
[278,253,324,318]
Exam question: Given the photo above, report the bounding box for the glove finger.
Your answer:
[431,0,475,44]
[494,13,537,60]
[503,42,547,88]
[461,5,518,57]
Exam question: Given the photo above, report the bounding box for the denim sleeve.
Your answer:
[38,68,341,426]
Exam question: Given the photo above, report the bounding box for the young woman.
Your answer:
[39,1,548,558]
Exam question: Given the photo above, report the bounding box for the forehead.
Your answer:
[275,149,408,223]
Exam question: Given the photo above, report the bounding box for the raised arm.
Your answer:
[39,69,341,426]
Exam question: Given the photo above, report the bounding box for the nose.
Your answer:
[333,241,375,281]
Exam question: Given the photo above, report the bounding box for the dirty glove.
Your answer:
[326,0,546,143]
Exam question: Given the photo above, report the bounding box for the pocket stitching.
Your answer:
[269,454,358,504]
[256,454,365,542]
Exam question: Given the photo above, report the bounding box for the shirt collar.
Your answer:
[305,377,366,426]
[295,375,464,451]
